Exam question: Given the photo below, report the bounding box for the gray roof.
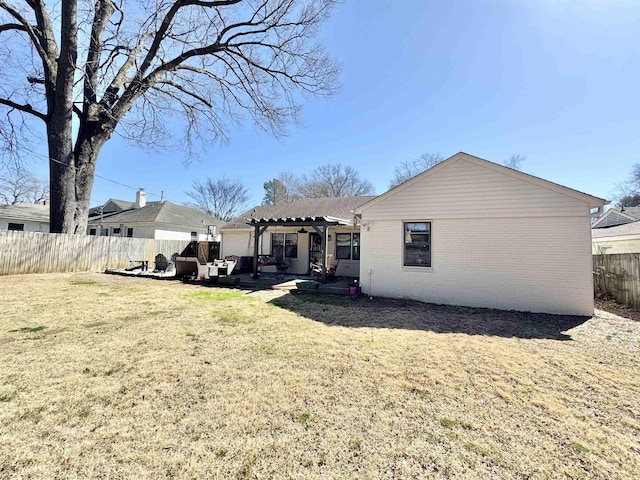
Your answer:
[88,201,224,229]
[109,199,136,211]
[592,207,640,229]
[0,203,49,223]
[620,207,640,219]
[592,220,640,238]
[89,198,142,217]
[222,196,375,230]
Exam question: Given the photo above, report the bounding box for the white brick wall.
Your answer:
[360,216,594,316]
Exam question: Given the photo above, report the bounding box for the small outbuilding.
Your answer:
[354,152,608,316]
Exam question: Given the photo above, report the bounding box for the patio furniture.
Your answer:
[126,253,148,271]
[154,253,169,271]
[311,254,338,278]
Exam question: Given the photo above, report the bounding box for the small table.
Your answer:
[128,260,148,271]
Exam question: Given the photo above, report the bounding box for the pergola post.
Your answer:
[312,225,327,283]
[252,225,268,279]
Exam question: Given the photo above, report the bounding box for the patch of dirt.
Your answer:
[43,328,68,336]
[595,293,640,322]
[84,321,110,328]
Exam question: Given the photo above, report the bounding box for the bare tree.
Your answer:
[262,172,299,205]
[614,163,640,207]
[389,152,443,189]
[0,163,49,205]
[297,163,374,197]
[0,0,340,233]
[186,176,249,221]
[503,154,526,171]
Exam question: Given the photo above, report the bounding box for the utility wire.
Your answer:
[18,145,182,204]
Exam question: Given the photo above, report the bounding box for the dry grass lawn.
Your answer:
[1,272,639,479]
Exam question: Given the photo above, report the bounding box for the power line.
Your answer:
[19,145,182,204]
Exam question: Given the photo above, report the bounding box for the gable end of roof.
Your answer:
[355,152,608,213]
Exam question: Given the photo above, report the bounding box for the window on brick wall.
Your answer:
[404,222,431,267]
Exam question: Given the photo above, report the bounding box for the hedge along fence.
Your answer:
[593,253,640,309]
[0,231,187,275]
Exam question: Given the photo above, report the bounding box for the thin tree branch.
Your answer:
[0,1,52,71]
[156,79,212,107]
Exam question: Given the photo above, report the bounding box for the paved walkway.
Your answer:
[232,272,357,295]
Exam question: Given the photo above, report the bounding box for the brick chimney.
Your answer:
[135,189,146,208]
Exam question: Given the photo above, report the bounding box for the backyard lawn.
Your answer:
[1,272,639,479]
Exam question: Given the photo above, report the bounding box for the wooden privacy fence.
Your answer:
[593,253,640,309]
[0,231,187,275]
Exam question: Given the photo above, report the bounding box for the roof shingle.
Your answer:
[222,196,375,230]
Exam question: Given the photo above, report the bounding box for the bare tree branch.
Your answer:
[0,0,340,233]
[0,22,25,33]
[186,176,249,221]
[389,153,444,189]
[0,97,46,120]
[0,163,49,205]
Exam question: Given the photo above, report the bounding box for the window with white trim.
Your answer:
[404,222,431,267]
[335,233,360,260]
[271,233,298,261]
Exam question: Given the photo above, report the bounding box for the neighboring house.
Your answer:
[88,190,224,241]
[591,207,640,253]
[89,198,135,217]
[592,222,640,254]
[0,203,50,232]
[221,196,374,276]
[591,206,640,229]
[354,152,608,316]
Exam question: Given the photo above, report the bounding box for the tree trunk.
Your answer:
[49,128,108,234]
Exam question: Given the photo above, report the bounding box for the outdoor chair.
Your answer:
[311,255,338,278]
[154,253,169,272]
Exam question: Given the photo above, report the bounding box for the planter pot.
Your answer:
[297,281,319,290]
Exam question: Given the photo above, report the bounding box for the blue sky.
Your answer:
[28,0,640,209]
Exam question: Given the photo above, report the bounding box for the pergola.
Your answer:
[247,215,352,283]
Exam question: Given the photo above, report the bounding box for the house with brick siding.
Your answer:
[354,152,607,316]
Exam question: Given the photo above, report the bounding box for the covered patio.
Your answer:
[247,215,354,283]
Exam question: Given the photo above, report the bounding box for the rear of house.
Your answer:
[355,152,607,316]
[220,197,371,276]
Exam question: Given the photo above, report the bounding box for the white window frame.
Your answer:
[403,221,432,268]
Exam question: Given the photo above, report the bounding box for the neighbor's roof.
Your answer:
[592,206,640,229]
[355,152,609,214]
[88,201,224,229]
[0,203,49,223]
[592,221,640,239]
[89,198,145,216]
[222,196,375,230]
